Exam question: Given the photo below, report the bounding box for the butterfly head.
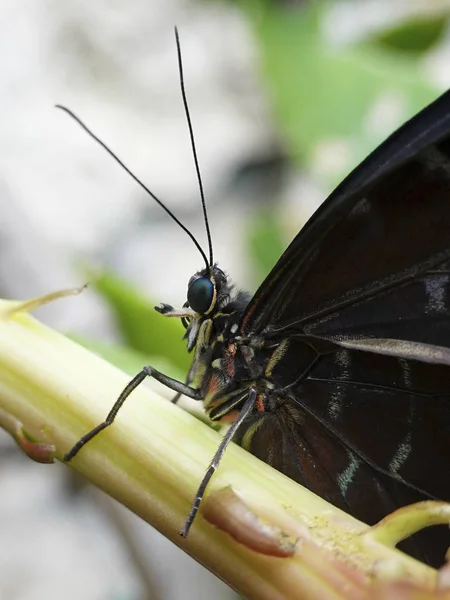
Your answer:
[187,265,227,316]
[155,265,229,351]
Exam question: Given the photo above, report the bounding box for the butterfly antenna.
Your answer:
[175,27,214,267]
[55,105,210,269]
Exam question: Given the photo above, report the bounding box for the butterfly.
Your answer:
[62,30,450,567]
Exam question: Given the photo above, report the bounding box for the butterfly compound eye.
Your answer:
[187,277,214,314]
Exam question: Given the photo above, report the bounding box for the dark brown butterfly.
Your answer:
[63,30,450,567]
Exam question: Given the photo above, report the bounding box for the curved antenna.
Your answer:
[55,105,210,269]
[175,27,214,267]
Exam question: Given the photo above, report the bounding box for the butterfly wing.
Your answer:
[241,89,450,341]
[234,396,447,566]
[236,89,450,563]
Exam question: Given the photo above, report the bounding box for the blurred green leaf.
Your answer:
[247,210,286,285]
[371,16,447,54]
[241,1,439,187]
[92,271,190,372]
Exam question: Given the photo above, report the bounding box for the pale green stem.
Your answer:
[0,298,438,599]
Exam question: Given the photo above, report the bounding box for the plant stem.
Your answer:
[0,299,437,599]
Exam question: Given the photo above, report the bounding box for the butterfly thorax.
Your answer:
[156,265,291,422]
[192,297,267,420]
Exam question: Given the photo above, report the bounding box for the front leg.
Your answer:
[143,366,202,400]
[64,366,202,461]
[170,360,196,404]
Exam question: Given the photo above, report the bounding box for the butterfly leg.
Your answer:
[180,388,257,537]
[170,391,182,404]
[64,365,202,461]
[171,361,196,404]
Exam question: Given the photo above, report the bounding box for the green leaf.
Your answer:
[243,1,439,187]
[247,210,286,285]
[371,16,447,54]
[91,271,191,373]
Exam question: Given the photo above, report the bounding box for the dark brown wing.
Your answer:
[240,90,450,340]
[235,90,450,565]
[235,398,448,566]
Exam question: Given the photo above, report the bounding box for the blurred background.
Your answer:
[1,0,450,598]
